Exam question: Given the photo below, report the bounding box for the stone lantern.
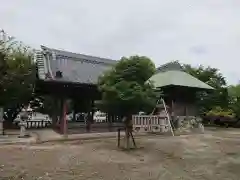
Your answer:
[18,108,28,138]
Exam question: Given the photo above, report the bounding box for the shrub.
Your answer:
[206,106,235,118]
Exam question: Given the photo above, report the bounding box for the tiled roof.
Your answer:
[35,46,117,85]
[151,62,214,90]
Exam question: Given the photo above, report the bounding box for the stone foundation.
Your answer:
[174,116,204,133]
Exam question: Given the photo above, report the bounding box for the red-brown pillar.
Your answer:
[52,97,58,129]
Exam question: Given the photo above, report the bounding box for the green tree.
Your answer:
[182,63,228,114]
[228,84,240,118]
[0,31,35,132]
[97,56,157,148]
[182,64,226,88]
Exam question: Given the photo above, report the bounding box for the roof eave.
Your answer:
[155,84,214,91]
[36,78,97,87]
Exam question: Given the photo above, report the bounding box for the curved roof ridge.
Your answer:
[157,61,183,73]
[41,45,117,66]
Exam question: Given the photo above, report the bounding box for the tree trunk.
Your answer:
[125,126,130,149]
[124,115,133,149]
[0,107,4,135]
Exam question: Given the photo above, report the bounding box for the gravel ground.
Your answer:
[1,128,240,180]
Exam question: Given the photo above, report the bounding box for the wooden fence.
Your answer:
[26,120,52,129]
[132,115,170,133]
[14,120,52,129]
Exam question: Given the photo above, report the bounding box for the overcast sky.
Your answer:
[1,0,240,84]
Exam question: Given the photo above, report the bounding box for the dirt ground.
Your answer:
[1,128,240,180]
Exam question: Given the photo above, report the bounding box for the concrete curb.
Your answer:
[0,132,174,145]
[36,132,165,144]
[0,137,36,145]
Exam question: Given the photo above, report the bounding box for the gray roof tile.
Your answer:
[36,46,117,84]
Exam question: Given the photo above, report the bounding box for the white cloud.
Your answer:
[0,0,240,84]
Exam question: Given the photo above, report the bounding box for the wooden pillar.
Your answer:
[60,99,67,135]
[52,97,58,129]
[73,100,76,121]
[185,105,188,117]
[171,100,175,117]
[73,110,76,121]
[86,111,91,132]
[108,113,112,132]
[86,100,92,132]
[91,100,94,123]
[171,99,178,129]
